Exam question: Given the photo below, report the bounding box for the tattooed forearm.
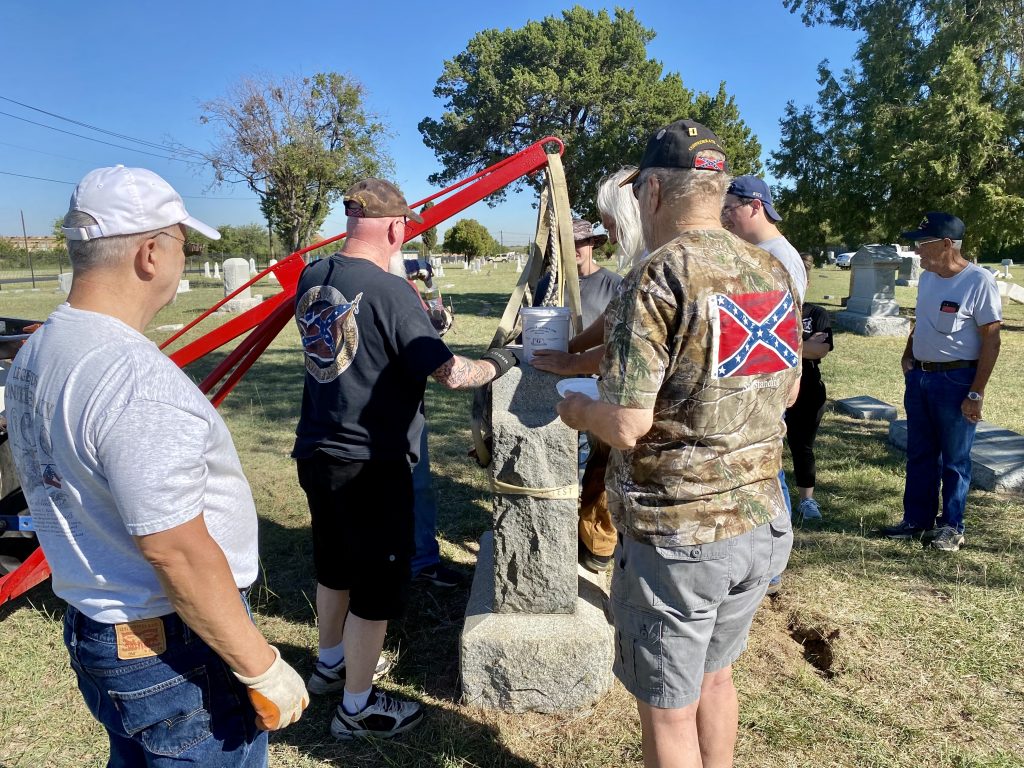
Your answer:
[431,355,497,390]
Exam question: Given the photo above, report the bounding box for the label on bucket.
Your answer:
[521,307,570,362]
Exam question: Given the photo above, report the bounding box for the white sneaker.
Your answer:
[331,687,424,740]
[306,653,393,695]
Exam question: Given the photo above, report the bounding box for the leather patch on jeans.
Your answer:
[114,618,167,660]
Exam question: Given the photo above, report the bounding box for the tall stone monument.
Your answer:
[834,244,911,336]
[896,253,922,287]
[461,361,614,713]
[219,257,263,313]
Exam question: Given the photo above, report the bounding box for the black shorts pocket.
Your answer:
[108,666,212,757]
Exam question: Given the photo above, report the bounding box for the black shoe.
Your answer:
[578,543,613,573]
[331,688,424,740]
[415,563,461,588]
[879,521,930,539]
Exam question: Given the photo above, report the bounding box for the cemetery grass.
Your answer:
[0,262,1022,767]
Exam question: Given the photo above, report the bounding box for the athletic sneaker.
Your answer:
[879,521,930,539]
[415,563,461,588]
[306,654,394,695]
[929,526,965,552]
[330,688,424,740]
[799,498,823,521]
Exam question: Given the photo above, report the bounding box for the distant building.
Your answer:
[0,235,61,252]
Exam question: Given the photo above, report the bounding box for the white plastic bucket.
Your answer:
[520,307,570,363]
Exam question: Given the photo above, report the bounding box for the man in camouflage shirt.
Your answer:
[557,119,800,768]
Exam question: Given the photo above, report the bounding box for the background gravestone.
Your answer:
[834,244,911,336]
[219,257,262,313]
[896,254,921,286]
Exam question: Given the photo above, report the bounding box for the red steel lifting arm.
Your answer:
[0,136,564,608]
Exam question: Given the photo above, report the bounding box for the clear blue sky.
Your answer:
[0,1,859,244]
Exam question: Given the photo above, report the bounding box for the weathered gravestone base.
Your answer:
[461,362,614,712]
[833,396,898,422]
[888,420,1024,492]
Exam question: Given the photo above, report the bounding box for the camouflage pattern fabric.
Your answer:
[599,229,802,547]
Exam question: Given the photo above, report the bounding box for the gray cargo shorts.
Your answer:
[609,509,792,709]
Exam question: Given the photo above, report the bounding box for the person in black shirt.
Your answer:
[293,178,516,740]
[785,253,834,521]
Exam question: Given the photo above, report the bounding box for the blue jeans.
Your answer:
[63,604,268,767]
[903,367,976,533]
[411,423,441,575]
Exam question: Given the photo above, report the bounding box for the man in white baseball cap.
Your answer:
[6,166,307,765]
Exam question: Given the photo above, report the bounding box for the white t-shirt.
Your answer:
[758,236,806,301]
[912,262,1002,362]
[5,304,258,623]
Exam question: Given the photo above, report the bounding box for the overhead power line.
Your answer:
[0,169,258,200]
[0,109,195,164]
[0,94,206,158]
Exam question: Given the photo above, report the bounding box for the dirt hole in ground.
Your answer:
[787,619,840,679]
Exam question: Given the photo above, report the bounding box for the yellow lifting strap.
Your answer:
[488,150,582,349]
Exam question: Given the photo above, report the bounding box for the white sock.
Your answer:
[318,640,345,668]
[342,685,372,715]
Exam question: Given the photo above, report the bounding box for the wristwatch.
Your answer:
[967,391,983,401]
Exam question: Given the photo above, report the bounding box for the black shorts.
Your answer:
[296,451,414,621]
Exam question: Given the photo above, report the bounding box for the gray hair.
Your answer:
[635,150,731,214]
[64,210,159,272]
[596,167,644,268]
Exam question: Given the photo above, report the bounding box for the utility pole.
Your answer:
[267,220,274,262]
[20,210,36,289]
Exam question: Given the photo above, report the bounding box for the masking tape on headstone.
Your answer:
[489,478,579,500]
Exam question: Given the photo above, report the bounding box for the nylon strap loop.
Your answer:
[489,477,579,500]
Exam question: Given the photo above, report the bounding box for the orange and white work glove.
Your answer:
[232,645,308,730]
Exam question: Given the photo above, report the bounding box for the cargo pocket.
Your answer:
[651,539,729,612]
[766,511,794,581]
[611,600,664,698]
[108,666,212,757]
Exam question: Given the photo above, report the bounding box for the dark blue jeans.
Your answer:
[63,604,268,767]
[903,367,976,533]
[411,423,441,575]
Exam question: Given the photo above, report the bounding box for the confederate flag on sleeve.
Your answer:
[709,290,800,378]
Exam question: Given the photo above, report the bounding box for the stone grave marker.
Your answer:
[219,258,262,313]
[834,244,911,336]
[461,362,614,713]
[203,262,211,278]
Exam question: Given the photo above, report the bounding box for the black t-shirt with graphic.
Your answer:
[800,303,834,383]
[292,254,454,463]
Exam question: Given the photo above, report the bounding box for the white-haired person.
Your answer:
[532,167,642,571]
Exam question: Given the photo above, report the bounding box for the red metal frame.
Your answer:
[0,136,564,608]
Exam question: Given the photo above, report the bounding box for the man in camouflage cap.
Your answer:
[292,177,516,740]
[557,120,801,768]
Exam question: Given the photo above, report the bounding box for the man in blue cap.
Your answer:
[722,175,806,301]
[881,212,1001,551]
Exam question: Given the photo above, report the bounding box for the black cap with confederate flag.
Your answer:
[343,178,424,223]
[621,119,728,186]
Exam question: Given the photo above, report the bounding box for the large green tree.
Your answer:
[419,6,761,221]
[443,218,498,258]
[197,72,392,252]
[772,0,1024,257]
